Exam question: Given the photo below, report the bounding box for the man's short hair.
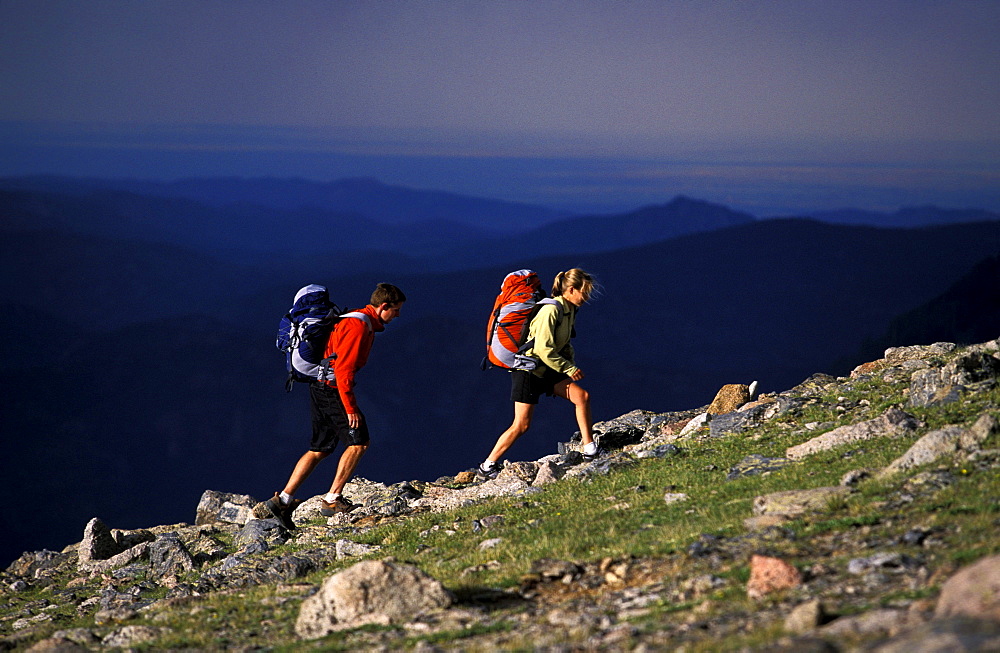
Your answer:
[370,283,407,307]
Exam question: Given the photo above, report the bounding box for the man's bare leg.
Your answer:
[329,444,368,495]
[282,450,330,496]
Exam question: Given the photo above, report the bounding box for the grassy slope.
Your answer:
[4,346,999,651]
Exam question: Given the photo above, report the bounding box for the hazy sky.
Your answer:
[1,0,998,214]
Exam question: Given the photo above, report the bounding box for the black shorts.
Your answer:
[308,382,371,452]
[510,367,570,405]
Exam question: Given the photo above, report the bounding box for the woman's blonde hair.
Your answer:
[552,268,595,302]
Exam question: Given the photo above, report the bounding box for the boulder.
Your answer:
[234,519,290,554]
[532,460,565,486]
[880,413,999,479]
[885,343,957,364]
[866,617,1000,653]
[752,486,851,517]
[710,396,802,438]
[707,383,752,415]
[195,490,259,526]
[909,352,1000,408]
[960,413,1000,451]
[878,426,966,478]
[747,555,802,599]
[785,599,828,634]
[680,412,711,436]
[786,408,923,460]
[820,608,924,639]
[935,555,1000,621]
[78,518,120,565]
[727,454,792,480]
[295,559,453,638]
[499,461,539,485]
[148,533,195,576]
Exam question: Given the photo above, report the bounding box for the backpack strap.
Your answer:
[317,312,375,384]
[514,298,564,355]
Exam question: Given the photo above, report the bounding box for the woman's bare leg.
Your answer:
[553,380,593,446]
[486,402,535,462]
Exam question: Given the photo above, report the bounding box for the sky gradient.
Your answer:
[2,0,998,215]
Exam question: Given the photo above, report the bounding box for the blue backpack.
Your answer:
[276,284,369,391]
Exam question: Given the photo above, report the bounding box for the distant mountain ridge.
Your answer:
[0,175,566,233]
[519,196,755,254]
[0,184,760,273]
[804,205,1000,227]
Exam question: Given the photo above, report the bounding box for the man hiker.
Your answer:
[260,282,406,528]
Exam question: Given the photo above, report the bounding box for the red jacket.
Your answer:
[323,304,385,413]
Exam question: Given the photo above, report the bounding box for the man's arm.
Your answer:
[331,318,367,423]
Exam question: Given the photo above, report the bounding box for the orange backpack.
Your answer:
[482,269,557,370]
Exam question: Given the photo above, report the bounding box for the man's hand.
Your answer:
[569,369,585,382]
[347,413,363,429]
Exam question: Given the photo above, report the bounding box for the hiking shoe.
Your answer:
[320,496,357,516]
[478,462,500,480]
[260,493,300,530]
[582,446,607,462]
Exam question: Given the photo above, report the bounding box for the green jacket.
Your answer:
[524,295,578,377]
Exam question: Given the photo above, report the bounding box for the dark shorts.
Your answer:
[510,367,570,405]
[308,382,371,452]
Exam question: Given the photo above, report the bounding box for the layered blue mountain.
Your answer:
[518,196,755,254]
[2,176,1000,569]
[0,175,566,232]
[805,205,1000,228]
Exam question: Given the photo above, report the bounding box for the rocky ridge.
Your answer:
[2,338,1000,651]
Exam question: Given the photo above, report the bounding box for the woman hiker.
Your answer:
[478,268,604,478]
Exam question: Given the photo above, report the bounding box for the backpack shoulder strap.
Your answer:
[339,311,374,332]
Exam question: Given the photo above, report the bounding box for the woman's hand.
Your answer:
[569,369,585,382]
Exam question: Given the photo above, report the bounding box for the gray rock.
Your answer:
[960,413,1000,451]
[234,519,289,554]
[680,412,711,436]
[498,460,539,485]
[727,454,792,480]
[532,460,565,486]
[820,608,924,638]
[909,352,1000,408]
[100,625,161,648]
[784,599,827,635]
[879,426,967,478]
[80,542,151,574]
[868,616,1000,653]
[935,554,1000,621]
[194,490,259,526]
[6,550,71,579]
[885,342,957,364]
[636,443,683,459]
[23,636,91,652]
[78,518,121,564]
[663,493,690,505]
[594,424,645,449]
[335,539,381,559]
[148,533,195,576]
[847,552,918,575]
[295,559,454,638]
[786,407,923,460]
[753,486,851,517]
[710,396,802,438]
[840,469,873,486]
